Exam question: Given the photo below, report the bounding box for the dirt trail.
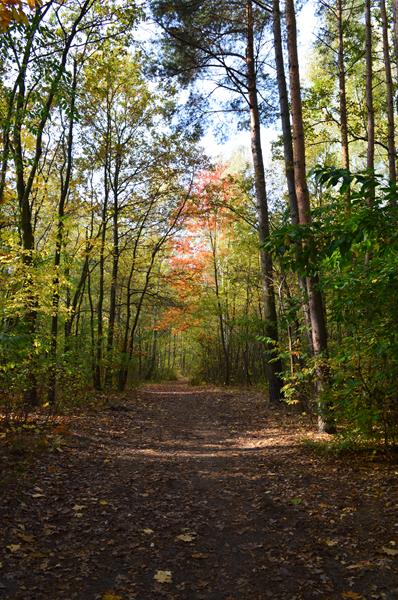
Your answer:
[1,383,397,599]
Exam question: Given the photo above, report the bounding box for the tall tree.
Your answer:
[379,0,396,183]
[336,0,350,172]
[365,0,374,180]
[285,0,335,433]
[48,60,78,404]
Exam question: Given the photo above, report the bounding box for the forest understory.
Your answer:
[1,382,397,600]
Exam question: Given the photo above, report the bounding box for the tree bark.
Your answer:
[94,115,111,390]
[392,0,398,74]
[285,0,335,433]
[48,60,77,405]
[272,0,313,356]
[337,0,350,172]
[246,0,283,403]
[379,0,397,183]
[209,225,230,385]
[365,0,374,180]
[105,152,121,388]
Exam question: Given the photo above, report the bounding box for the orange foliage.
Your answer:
[156,165,243,335]
[0,0,38,31]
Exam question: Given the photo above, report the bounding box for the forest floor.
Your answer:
[0,382,398,600]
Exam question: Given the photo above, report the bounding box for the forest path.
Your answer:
[1,383,397,600]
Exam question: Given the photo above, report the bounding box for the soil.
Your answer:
[0,382,397,600]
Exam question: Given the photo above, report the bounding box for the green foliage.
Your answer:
[267,167,398,446]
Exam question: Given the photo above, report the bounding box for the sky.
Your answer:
[199,0,318,165]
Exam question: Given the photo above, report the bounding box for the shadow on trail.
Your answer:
[0,383,397,600]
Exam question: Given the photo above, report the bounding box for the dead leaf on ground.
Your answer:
[342,592,365,599]
[346,561,373,570]
[154,570,172,583]
[6,544,21,553]
[102,593,123,600]
[16,532,34,543]
[176,533,195,542]
[143,528,154,535]
[382,546,398,556]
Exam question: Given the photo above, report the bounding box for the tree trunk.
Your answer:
[379,0,397,183]
[105,153,121,388]
[209,227,230,385]
[94,159,109,390]
[272,0,313,356]
[392,0,398,74]
[365,0,374,181]
[246,0,283,403]
[48,61,77,405]
[337,0,350,173]
[285,0,335,433]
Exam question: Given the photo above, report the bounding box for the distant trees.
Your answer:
[151,0,283,401]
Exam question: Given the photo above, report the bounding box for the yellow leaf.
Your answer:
[6,544,21,553]
[176,533,195,542]
[154,570,172,584]
[102,593,123,600]
[143,528,154,535]
[99,500,109,506]
[324,538,338,547]
[382,546,398,556]
[342,592,364,600]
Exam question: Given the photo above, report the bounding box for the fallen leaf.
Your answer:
[6,544,21,553]
[176,533,195,542]
[31,493,45,499]
[102,593,123,600]
[16,532,34,543]
[143,528,154,535]
[346,561,372,570]
[72,504,85,511]
[28,551,47,559]
[382,546,398,556]
[154,570,172,584]
[99,500,109,506]
[191,552,209,559]
[342,592,364,600]
[324,538,338,547]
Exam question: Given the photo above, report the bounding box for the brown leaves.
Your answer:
[6,544,21,553]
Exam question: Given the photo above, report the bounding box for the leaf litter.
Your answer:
[0,382,397,599]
